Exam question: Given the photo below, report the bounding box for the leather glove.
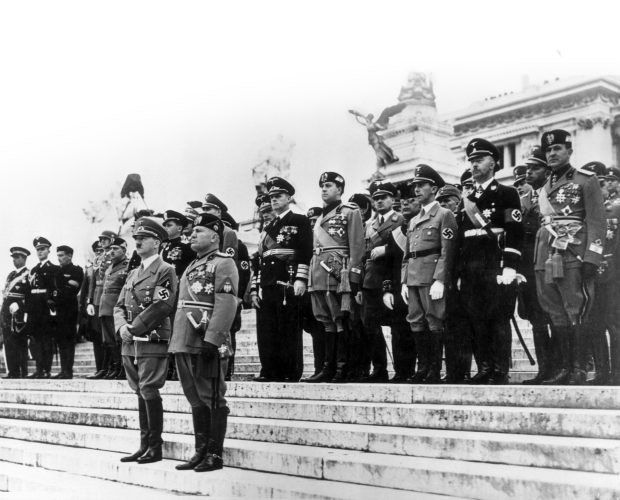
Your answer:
[250,292,261,309]
[200,341,220,360]
[582,262,599,280]
[9,303,19,315]
[86,304,95,316]
[401,284,409,303]
[498,267,516,285]
[354,291,363,305]
[119,325,133,343]
[429,280,444,300]
[382,292,394,310]
[370,245,386,260]
[293,279,306,296]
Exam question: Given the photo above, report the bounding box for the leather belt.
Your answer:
[405,248,441,259]
[263,249,296,258]
[314,245,349,256]
[178,299,213,309]
[464,228,504,237]
[31,289,47,294]
[541,215,582,224]
[6,293,25,298]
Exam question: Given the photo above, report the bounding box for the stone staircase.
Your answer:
[0,378,618,498]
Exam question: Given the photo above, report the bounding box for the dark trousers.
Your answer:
[86,309,104,371]
[256,286,303,380]
[361,289,388,374]
[444,288,473,381]
[390,292,416,378]
[101,316,121,366]
[5,331,29,377]
[28,311,55,374]
[226,305,242,379]
[346,301,370,377]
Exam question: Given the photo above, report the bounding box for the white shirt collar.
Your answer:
[38,259,49,267]
[421,200,438,212]
[277,208,291,219]
[15,265,26,272]
[377,209,394,221]
[140,254,159,271]
[475,178,494,191]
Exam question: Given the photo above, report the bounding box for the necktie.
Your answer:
[379,215,384,225]
[476,185,484,197]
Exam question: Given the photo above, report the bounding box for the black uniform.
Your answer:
[226,240,251,380]
[1,267,29,378]
[54,262,84,377]
[160,237,195,278]
[455,179,523,383]
[26,261,61,377]
[257,211,312,381]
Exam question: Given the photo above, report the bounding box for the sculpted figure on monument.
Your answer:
[398,72,436,103]
[349,109,400,167]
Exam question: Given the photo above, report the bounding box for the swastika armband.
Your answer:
[154,286,171,300]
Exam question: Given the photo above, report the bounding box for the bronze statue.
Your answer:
[349,106,404,167]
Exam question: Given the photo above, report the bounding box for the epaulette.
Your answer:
[339,202,358,211]
[215,251,233,258]
[576,168,595,176]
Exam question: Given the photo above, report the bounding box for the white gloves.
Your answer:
[383,293,394,310]
[401,284,409,303]
[370,245,386,260]
[497,267,517,285]
[251,292,261,309]
[355,291,363,305]
[293,280,306,296]
[9,303,19,314]
[86,304,95,316]
[429,280,444,300]
[119,324,133,343]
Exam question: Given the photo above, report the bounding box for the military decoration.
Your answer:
[276,225,298,245]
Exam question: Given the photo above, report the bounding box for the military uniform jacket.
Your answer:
[160,237,195,278]
[534,165,606,271]
[402,203,457,287]
[310,202,364,291]
[114,256,178,357]
[168,250,239,356]
[222,226,239,261]
[88,251,111,306]
[1,267,29,333]
[26,261,60,317]
[455,179,524,272]
[99,257,129,316]
[520,190,542,276]
[362,212,404,290]
[597,199,620,283]
[237,241,251,301]
[382,222,408,292]
[56,263,84,313]
[258,211,312,287]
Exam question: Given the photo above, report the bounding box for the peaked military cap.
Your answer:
[466,138,500,163]
[163,210,189,227]
[319,171,345,189]
[193,212,224,239]
[436,185,462,201]
[306,206,323,219]
[409,164,446,188]
[460,169,474,186]
[184,201,203,221]
[10,247,30,257]
[110,237,127,249]
[33,237,52,249]
[98,230,116,241]
[56,245,74,255]
[203,193,228,212]
[348,193,373,212]
[369,179,397,198]
[525,146,548,168]
[513,165,527,185]
[266,176,295,197]
[605,167,620,181]
[134,209,154,219]
[255,193,272,213]
[221,211,239,231]
[133,217,168,241]
[581,161,607,178]
[541,129,572,151]
[91,240,102,252]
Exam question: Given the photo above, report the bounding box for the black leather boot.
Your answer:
[195,406,229,472]
[302,333,336,382]
[408,330,429,383]
[542,327,571,385]
[176,406,211,470]
[568,325,588,386]
[423,331,443,384]
[137,397,163,464]
[120,397,149,462]
[588,328,610,385]
[332,331,349,383]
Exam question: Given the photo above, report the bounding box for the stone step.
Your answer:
[0,389,618,438]
[0,425,616,500]
[1,404,617,474]
[4,379,618,409]
[0,436,449,500]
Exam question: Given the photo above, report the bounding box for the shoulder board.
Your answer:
[576,168,595,176]
[339,202,358,211]
[215,251,232,258]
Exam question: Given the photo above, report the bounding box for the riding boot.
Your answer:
[522,323,550,385]
[137,397,163,464]
[302,332,336,382]
[542,326,571,385]
[408,330,429,383]
[195,406,229,472]
[120,397,149,462]
[568,325,587,385]
[176,406,211,470]
[423,331,442,384]
[332,330,349,383]
[588,329,610,385]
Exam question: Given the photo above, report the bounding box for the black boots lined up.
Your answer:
[120,397,163,464]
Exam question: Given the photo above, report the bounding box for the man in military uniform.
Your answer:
[305,172,364,383]
[513,165,532,197]
[161,210,195,277]
[400,166,457,383]
[580,161,619,385]
[98,238,129,380]
[168,213,239,472]
[114,217,178,464]
[202,194,238,260]
[382,183,419,383]
[460,169,474,197]
[518,148,554,384]
[53,245,84,379]
[356,180,404,383]
[534,130,606,385]
[455,138,524,385]
[86,230,116,378]
[437,184,473,383]
[1,247,30,378]
[26,237,60,378]
[84,241,105,376]
[253,177,312,382]
[604,167,619,202]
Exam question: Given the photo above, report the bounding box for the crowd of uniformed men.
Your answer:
[1,129,619,469]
